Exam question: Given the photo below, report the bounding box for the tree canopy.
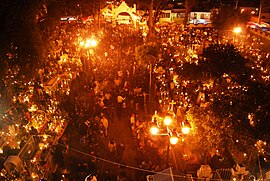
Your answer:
[174,43,270,163]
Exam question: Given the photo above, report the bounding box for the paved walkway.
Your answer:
[100,113,138,180]
[59,109,139,180]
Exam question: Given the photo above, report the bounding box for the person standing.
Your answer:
[100,113,109,137]
[108,138,117,160]
[117,143,125,163]
[116,93,125,121]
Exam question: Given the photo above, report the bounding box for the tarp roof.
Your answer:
[148,167,191,181]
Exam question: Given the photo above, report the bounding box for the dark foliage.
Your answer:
[0,0,47,69]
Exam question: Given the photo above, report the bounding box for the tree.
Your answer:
[211,4,236,38]
[211,4,250,34]
[176,44,252,84]
[184,0,196,27]
[136,0,170,39]
[238,10,252,25]
[135,44,160,66]
[0,0,49,70]
[176,63,206,81]
[0,0,108,69]
[186,106,255,164]
[173,43,270,164]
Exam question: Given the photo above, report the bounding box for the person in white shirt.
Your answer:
[116,93,125,121]
[100,113,109,136]
[117,95,125,103]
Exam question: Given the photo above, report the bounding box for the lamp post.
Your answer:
[233,27,242,34]
[181,119,191,135]
[150,125,178,168]
[147,55,156,101]
[79,38,98,55]
[150,113,190,168]
[232,26,242,43]
[145,55,156,114]
[79,38,98,71]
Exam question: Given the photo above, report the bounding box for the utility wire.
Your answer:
[58,143,187,178]
[57,143,242,181]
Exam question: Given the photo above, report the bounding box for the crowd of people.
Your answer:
[0,47,72,180]
[48,21,222,180]
[0,7,269,180]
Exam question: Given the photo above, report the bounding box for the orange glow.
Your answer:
[150,126,159,135]
[164,116,172,126]
[233,27,242,34]
[182,126,190,134]
[170,136,178,145]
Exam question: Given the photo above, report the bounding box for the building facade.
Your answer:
[261,0,270,23]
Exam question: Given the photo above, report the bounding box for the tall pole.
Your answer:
[147,55,156,114]
[148,0,154,39]
[169,167,175,181]
[149,63,152,101]
[258,153,263,180]
[171,146,179,171]
[235,0,239,10]
[258,0,263,24]
[166,138,170,168]
[98,1,101,30]
[148,55,156,101]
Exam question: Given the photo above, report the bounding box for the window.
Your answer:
[201,14,205,19]
[161,13,170,18]
[177,13,185,18]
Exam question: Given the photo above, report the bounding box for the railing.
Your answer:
[212,168,251,181]
[212,168,232,181]
[248,27,270,41]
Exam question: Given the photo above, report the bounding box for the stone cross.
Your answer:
[169,100,177,111]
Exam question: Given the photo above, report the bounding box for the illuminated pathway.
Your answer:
[101,114,138,180]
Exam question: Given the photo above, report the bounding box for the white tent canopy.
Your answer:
[147,167,174,181]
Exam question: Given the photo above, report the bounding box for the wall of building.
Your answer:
[158,10,211,25]
[261,1,270,23]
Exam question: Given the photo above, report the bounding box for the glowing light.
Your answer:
[31,172,38,179]
[170,136,179,145]
[28,104,38,112]
[233,27,242,34]
[182,126,190,134]
[150,126,159,135]
[79,41,85,46]
[39,143,45,150]
[85,39,97,48]
[164,116,172,126]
